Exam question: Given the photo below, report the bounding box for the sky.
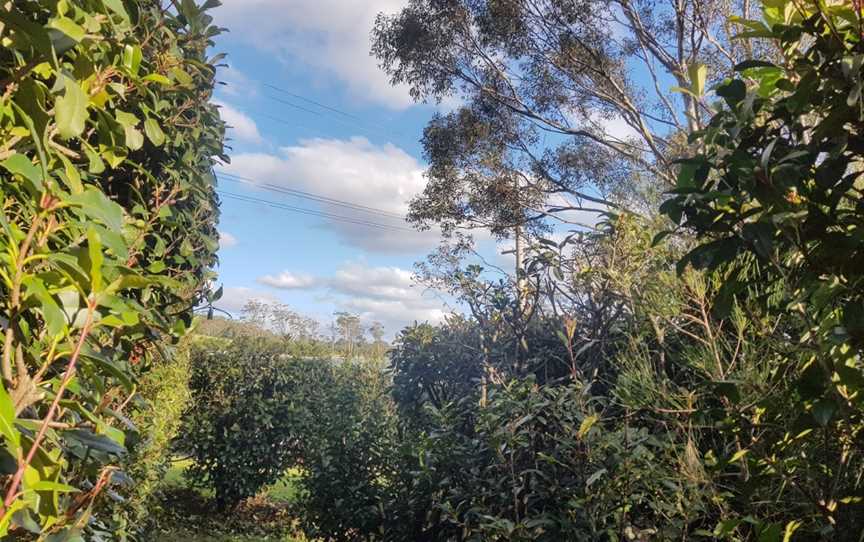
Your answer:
[208,0,463,337]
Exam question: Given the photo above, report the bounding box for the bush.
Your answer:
[183,337,322,509]
[295,358,401,541]
[119,342,192,537]
[0,0,223,535]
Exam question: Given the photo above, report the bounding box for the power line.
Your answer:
[217,190,416,232]
[265,83,365,122]
[268,96,326,117]
[215,170,406,220]
[262,84,415,143]
[219,192,413,233]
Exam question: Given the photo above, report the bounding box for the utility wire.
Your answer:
[263,84,415,142]
[268,96,326,117]
[215,170,406,220]
[264,83,365,122]
[217,190,415,232]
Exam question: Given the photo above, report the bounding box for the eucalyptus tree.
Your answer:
[372,0,760,236]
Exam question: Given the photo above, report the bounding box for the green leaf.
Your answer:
[124,126,144,150]
[143,73,172,85]
[57,154,83,194]
[87,228,104,292]
[83,144,105,174]
[115,110,138,128]
[0,382,20,448]
[102,0,131,23]
[782,521,802,542]
[585,468,606,487]
[1,154,43,190]
[689,63,707,97]
[811,398,836,427]
[30,481,78,493]
[23,277,66,337]
[144,118,166,146]
[55,76,89,140]
[578,414,598,439]
[729,449,749,463]
[122,45,143,77]
[63,429,125,455]
[68,188,124,231]
[48,17,86,42]
[734,59,778,71]
[170,67,194,86]
[671,85,697,98]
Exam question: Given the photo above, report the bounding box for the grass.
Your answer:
[153,460,309,542]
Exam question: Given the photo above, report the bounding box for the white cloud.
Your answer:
[256,261,448,334]
[218,286,280,313]
[221,137,440,253]
[219,231,238,249]
[331,263,447,331]
[213,0,413,109]
[214,100,263,144]
[257,271,319,290]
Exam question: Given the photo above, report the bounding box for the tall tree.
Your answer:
[372,0,760,238]
[369,321,387,358]
[334,312,364,358]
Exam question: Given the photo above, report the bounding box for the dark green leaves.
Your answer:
[68,188,123,231]
[0,0,225,534]
[1,154,43,190]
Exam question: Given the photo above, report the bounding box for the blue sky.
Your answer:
[205,0,658,337]
[208,0,464,336]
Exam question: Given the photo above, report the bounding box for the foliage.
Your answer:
[182,334,403,539]
[295,358,401,542]
[389,317,484,423]
[101,341,193,539]
[662,0,864,535]
[370,0,760,253]
[183,337,310,509]
[0,0,224,536]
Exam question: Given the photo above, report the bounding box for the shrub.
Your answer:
[295,358,401,542]
[183,337,319,509]
[119,342,192,537]
[661,0,864,535]
[0,0,224,535]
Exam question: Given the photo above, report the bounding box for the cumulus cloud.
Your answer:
[219,231,238,249]
[218,286,280,313]
[256,261,447,334]
[214,100,263,144]
[220,137,440,253]
[213,0,413,109]
[257,271,319,290]
[331,262,447,331]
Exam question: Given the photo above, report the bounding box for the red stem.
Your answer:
[0,307,94,514]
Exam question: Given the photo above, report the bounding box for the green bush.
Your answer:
[120,342,192,537]
[295,358,401,542]
[0,0,223,536]
[661,0,864,535]
[183,337,321,509]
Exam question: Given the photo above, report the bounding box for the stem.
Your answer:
[0,306,94,514]
[2,215,44,382]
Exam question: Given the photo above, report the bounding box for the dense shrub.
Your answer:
[183,337,310,509]
[0,0,223,536]
[296,359,401,541]
[111,341,193,538]
[661,0,864,535]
